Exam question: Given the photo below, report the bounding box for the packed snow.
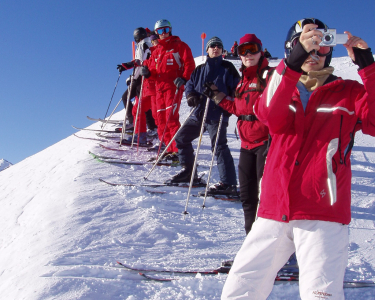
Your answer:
[1,57,375,299]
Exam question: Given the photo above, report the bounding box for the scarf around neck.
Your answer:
[299,66,334,92]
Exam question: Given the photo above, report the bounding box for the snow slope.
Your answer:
[1,57,375,300]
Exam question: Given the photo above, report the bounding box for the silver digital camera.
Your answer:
[317,29,348,46]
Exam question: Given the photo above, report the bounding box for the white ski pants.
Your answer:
[221,217,348,300]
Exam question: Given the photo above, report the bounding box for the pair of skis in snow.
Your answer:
[89,151,178,167]
[99,178,241,202]
[116,261,375,287]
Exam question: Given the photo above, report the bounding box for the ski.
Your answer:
[273,275,375,288]
[196,192,240,202]
[96,133,121,140]
[117,261,375,287]
[139,272,175,282]
[92,156,175,167]
[116,261,228,275]
[99,143,136,152]
[138,273,298,283]
[138,271,374,287]
[343,281,375,288]
[100,178,206,188]
[87,116,123,124]
[96,132,134,139]
[144,189,241,202]
[89,151,131,161]
[72,125,122,134]
[73,134,108,143]
[117,140,153,148]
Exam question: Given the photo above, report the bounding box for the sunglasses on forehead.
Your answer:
[289,35,332,57]
[237,43,262,56]
[209,43,223,49]
[156,27,171,35]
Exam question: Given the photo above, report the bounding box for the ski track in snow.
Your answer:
[1,57,375,299]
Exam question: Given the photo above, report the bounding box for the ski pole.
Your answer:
[234,127,239,140]
[156,87,180,158]
[144,108,196,181]
[183,96,210,217]
[120,69,136,145]
[102,72,122,128]
[101,97,124,130]
[202,113,224,209]
[131,76,145,149]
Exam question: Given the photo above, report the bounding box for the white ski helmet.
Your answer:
[154,19,172,34]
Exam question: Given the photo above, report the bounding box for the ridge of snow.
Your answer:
[0,56,374,299]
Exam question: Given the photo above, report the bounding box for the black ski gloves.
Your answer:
[117,61,135,73]
[174,77,186,89]
[285,40,310,73]
[352,47,374,70]
[186,92,205,107]
[140,66,151,78]
[203,82,227,105]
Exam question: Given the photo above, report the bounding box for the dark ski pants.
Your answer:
[175,117,237,186]
[238,144,267,234]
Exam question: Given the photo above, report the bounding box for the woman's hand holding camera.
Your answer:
[299,24,324,53]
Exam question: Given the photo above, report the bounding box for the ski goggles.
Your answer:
[208,43,223,49]
[289,35,332,57]
[156,27,171,35]
[237,43,262,56]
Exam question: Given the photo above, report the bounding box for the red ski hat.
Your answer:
[239,34,262,47]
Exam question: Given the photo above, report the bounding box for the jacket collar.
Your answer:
[157,35,181,47]
[206,55,223,67]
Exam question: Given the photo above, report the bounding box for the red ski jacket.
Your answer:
[142,46,157,98]
[254,60,375,224]
[147,35,195,91]
[219,58,271,149]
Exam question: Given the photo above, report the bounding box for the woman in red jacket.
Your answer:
[204,34,273,234]
[220,18,375,300]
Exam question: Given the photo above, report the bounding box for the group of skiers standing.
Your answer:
[115,17,375,299]
[117,20,270,227]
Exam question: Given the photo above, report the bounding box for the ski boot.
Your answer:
[201,182,239,196]
[125,123,134,132]
[164,165,197,184]
[121,132,148,146]
[147,128,158,138]
[147,142,166,152]
[164,152,179,162]
[147,150,169,162]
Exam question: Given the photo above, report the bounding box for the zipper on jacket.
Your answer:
[338,115,344,164]
[344,118,360,165]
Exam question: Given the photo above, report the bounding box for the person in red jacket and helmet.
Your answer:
[219,18,375,300]
[204,33,273,235]
[140,19,195,160]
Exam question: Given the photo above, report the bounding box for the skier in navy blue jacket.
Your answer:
[165,37,240,195]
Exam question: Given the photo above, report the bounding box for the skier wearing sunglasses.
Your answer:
[202,34,273,233]
[166,37,240,194]
[221,18,375,300]
[140,19,195,159]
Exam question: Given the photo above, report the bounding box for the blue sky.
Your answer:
[1,0,374,164]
